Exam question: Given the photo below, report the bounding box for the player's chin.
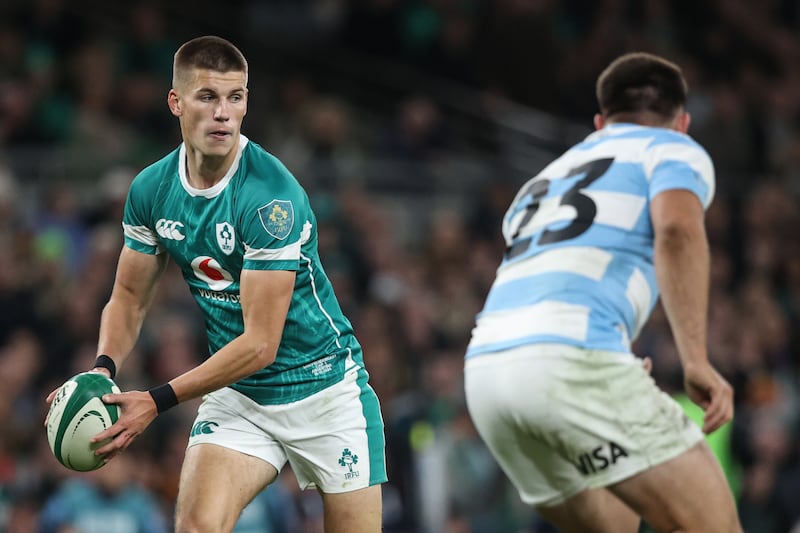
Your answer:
[203,139,234,156]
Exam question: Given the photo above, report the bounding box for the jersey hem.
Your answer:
[228,373,345,405]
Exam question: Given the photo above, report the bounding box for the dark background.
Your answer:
[1,1,799,532]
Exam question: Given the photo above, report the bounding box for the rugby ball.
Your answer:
[46,372,120,471]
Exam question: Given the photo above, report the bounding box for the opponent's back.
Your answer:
[467,123,714,358]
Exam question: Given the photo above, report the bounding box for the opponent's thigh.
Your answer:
[608,441,742,533]
[175,443,279,533]
[536,487,640,533]
[320,484,382,533]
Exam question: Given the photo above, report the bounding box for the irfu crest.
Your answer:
[216,222,235,255]
[338,448,360,479]
[257,200,294,240]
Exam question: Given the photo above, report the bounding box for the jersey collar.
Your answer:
[586,123,645,141]
[178,135,249,198]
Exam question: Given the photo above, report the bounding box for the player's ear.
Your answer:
[593,113,605,131]
[168,89,182,117]
[670,110,690,133]
[679,111,691,133]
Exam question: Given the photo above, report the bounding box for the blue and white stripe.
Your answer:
[467,123,714,358]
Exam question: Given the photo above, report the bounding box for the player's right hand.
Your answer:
[683,361,734,434]
[90,389,157,463]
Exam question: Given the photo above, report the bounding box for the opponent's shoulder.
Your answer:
[641,126,715,207]
[583,124,711,169]
[642,127,713,174]
[645,126,708,154]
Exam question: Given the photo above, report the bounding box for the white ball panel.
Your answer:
[60,397,115,471]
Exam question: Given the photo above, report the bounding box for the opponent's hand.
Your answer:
[683,361,734,434]
[90,390,158,462]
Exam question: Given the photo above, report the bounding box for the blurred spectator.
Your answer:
[38,453,168,533]
[243,0,345,46]
[474,0,564,111]
[295,96,366,192]
[691,82,761,198]
[1,1,800,531]
[115,3,179,154]
[340,0,405,60]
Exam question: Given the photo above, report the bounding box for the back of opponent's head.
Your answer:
[172,35,249,89]
[596,52,687,126]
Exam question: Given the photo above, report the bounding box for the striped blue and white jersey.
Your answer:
[467,123,714,359]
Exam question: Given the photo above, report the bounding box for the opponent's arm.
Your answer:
[92,246,169,376]
[651,189,709,369]
[651,189,733,433]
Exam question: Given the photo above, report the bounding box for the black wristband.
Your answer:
[148,383,179,414]
[92,355,117,379]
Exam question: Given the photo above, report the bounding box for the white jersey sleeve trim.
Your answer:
[300,220,312,245]
[123,223,165,253]
[244,239,301,261]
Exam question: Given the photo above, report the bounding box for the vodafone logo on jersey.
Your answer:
[190,256,234,291]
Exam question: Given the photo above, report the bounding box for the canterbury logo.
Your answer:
[190,420,219,437]
[156,219,185,241]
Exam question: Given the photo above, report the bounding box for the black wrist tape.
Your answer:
[148,383,179,413]
[93,354,117,379]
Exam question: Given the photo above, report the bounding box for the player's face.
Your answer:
[168,68,248,158]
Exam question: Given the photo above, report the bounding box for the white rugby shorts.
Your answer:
[187,366,387,494]
[464,343,703,507]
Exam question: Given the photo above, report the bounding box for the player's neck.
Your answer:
[183,146,236,189]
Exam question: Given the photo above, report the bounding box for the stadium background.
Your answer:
[1,0,799,532]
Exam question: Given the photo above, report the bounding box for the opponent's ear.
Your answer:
[593,113,605,131]
[168,89,182,117]
[669,110,690,133]
[676,111,691,133]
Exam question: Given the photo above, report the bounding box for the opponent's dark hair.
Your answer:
[596,52,687,122]
[172,35,248,87]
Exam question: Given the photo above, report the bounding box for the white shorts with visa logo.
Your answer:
[464,343,703,507]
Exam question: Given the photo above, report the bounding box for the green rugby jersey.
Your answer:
[123,135,364,405]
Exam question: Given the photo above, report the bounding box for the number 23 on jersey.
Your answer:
[505,158,614,259]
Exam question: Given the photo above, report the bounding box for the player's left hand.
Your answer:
[43,368,112,427]
[90,390,158,462]
[683,361,734,434]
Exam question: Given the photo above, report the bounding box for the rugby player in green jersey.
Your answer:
[61,36,385,532]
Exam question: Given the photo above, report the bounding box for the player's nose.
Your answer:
[213,101,229,121]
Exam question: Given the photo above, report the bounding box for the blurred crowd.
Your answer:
[1,0,800,532]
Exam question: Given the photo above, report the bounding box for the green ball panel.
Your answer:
[51,372,120,471]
